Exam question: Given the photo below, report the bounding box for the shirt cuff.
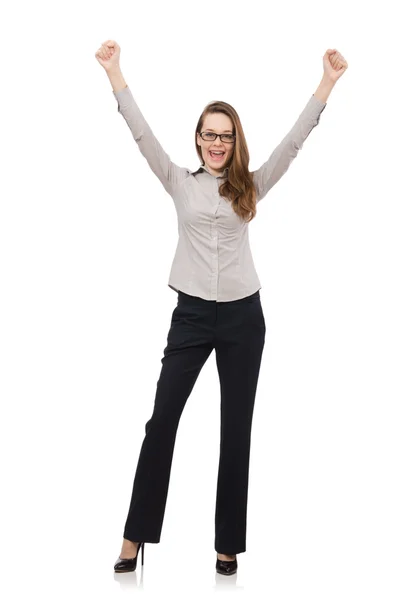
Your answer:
[112,85,132,112]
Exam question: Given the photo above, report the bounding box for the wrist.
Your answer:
[314,76,335,103]
[320,74,336,88]
[106,67,127,94]
[106,66,122,76]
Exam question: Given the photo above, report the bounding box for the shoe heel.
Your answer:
[140,541,145,566]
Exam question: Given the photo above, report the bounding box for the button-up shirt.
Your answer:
[113,85,326,301]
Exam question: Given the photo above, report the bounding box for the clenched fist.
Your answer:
[95,40,121,72]
[323,49,348,83]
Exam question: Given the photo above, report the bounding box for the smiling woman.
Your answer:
[197,111,235,172]
[194,100,259,222]
[95,37,340,578]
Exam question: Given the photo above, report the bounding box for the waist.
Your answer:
[178,289,260,306]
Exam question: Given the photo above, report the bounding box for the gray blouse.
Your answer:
[113,85,326,301]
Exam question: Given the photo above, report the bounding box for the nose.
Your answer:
[210,139,224,149]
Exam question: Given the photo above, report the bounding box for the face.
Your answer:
[196,112,235,176]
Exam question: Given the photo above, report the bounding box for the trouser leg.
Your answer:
[214,293,266,554]
[123,297,214,543]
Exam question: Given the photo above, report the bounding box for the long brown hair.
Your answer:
[195,100,257,223]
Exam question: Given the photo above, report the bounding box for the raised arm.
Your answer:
[110,73,189,197]
[252,93,327,203]
[95,41,189,197]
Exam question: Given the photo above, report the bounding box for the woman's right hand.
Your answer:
[95,40,121,72]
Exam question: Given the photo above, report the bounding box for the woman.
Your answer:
[95,40,348,576]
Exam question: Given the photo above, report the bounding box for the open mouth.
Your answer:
[209,151,225,161]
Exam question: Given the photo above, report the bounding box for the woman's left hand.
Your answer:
[323,49,348,83]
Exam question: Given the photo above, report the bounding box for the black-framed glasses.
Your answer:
[198,132,235,143]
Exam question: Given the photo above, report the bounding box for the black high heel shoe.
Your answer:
[216,555,238,576]
[114,541,145,573]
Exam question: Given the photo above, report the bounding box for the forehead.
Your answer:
[202,112,233,132]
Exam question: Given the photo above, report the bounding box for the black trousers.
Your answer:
[123,289,266,555]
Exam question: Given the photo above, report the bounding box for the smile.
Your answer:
[209,151,225,160]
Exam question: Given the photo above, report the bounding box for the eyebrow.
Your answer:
[205,128,233,133]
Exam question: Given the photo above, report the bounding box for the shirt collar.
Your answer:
[190,163,229,178]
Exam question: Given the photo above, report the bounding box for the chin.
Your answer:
[207,155,228,166]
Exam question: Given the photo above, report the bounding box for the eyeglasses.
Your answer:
[198,132,235,143]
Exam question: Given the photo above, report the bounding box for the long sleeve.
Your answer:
[252,94,327,203]
[113,85,189,196]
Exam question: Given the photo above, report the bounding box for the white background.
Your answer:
[1,0,396,597]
